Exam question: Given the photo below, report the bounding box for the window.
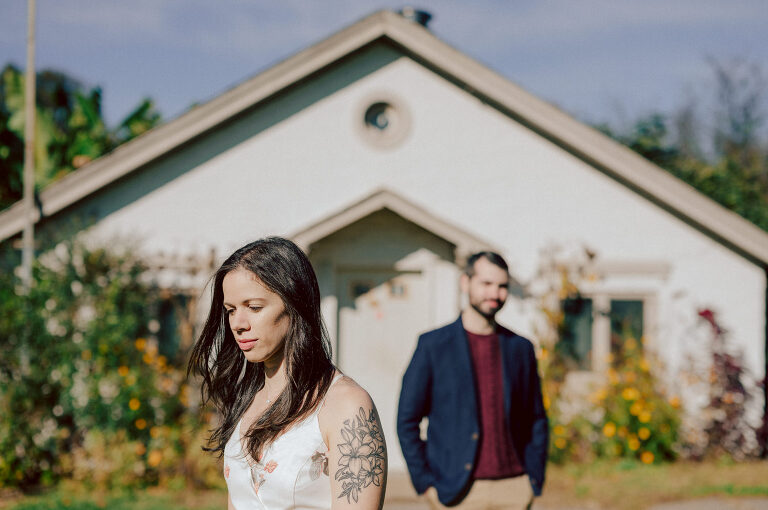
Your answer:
[356,95,411,149]
[561,297,593,370]
[560,297,646,371]
[609,299,644,357]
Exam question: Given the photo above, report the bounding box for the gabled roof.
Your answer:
[2,9,768,265]
[291,187,497,262]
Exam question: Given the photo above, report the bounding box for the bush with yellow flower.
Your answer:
[0,238,218,490]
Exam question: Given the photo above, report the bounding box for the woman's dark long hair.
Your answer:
[188,237,335,459]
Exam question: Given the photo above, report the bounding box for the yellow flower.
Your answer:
[555,437,567,449]
[81,349,92,361]
[143,353,153,365]
[624,372,637,384]
[135,443,147,456]
[630,402,643,416]
[641,451,654,464]
[540,348,549,360]
[553,425,566,436]
[129,398,141,411]
[639,359,650,372]
[603,422,617,438]
[625,338,638,350]
[126,373,137,386]
[618,426,628,438]
[147,450,162,467]
[118,366,129,377]
[622,387,640,401]
[669,396,681,409]
[150,426,161,438]
[638,427,651,440]
[639,411,652,423]
[135,418,147,430]
[543,394,551,411]
[628,436,640,451]
[135,338,147,351]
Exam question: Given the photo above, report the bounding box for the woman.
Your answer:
[189,237,387,509]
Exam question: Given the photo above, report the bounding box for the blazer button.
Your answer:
[471,432,479,441]
[464,463,472,471]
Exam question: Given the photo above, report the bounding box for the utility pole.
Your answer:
[21,0,36,289]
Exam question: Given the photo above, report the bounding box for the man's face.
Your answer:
[461,257,510,319]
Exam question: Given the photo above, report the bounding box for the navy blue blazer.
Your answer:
[397,316,548,505]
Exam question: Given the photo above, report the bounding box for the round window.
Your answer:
[357,96,410,149]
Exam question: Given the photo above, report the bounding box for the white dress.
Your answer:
[224,375,342,510]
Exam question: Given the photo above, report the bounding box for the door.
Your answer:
[336,268,431,472]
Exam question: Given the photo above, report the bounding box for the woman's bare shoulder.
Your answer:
[325,372,374,411]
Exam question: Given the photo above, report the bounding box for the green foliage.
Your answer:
[0,64,162,211]
[547,338,681,465]
[0,239,214,490]
[599,60,768,232]
[533,246,681,465]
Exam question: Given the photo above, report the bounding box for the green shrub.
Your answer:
[0,239,213,490]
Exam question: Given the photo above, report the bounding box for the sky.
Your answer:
[2,1,768,132]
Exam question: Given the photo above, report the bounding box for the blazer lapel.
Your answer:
[448,316,477,409]
[499,330,514,417]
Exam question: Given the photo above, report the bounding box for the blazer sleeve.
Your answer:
[524,342,549,496]
[396,335,435,494]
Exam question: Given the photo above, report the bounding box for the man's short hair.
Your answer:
[465,251,509,277]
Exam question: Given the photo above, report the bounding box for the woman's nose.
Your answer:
[229,310,249,332]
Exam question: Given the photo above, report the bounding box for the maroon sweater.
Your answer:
[466,330,525,479]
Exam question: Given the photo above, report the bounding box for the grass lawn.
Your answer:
[538,459,768,510]
[0,485,227,510]
[2,460,768,510]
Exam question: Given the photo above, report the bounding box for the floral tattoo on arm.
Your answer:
[334,407,386,503]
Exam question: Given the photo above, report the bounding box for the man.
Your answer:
[397,252,548,509]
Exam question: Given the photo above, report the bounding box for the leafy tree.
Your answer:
[0,64,162,211]
[600,60,768,232]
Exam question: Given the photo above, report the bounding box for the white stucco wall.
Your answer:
[82,46,764,424]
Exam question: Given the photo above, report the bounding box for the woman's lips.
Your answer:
[237,339,258,350]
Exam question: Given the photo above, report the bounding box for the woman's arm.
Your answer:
[319,378,387,510]
[227,492,234,510]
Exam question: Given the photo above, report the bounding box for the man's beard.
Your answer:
[470,300,500,320]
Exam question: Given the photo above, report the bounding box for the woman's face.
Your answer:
[222,268,290,368]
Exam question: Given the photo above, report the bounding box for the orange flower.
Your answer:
[554,437,567,449]
[641,451,654,464]
[129,398,141,411]
[135,418,147,430]
[118,366,129,377]
[135,338,147,351]
[638,427,651,440]
[147,450,162,467]
[603,422,617,438]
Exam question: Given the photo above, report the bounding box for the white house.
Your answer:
[2,10,767,471]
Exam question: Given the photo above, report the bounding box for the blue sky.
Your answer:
[2,1,767,131]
